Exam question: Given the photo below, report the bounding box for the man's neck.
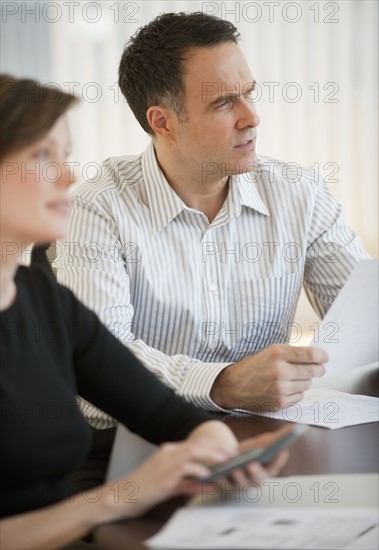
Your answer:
[153,143,229,223]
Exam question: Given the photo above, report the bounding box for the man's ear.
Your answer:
[146,106,177,141]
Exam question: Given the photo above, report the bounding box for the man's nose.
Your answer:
[236,99,260,129]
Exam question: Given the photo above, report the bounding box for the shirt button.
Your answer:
[208,341,217,350]
[210,283,217,292]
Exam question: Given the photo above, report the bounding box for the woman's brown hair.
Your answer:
[0,74,79,160]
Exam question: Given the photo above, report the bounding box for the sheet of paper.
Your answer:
[310,260,378,376]
[188,474,378,510]
[342,525,379,549]
[145,507,378,549]
[257,387,379,428]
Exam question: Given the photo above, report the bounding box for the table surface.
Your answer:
[96,367,379,550]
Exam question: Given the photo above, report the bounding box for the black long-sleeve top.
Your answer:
[0,265,205,518]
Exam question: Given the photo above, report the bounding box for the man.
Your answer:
[56,12,369,429]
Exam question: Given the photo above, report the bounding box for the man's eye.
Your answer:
[215,99,232,110]
[245,89,256,101]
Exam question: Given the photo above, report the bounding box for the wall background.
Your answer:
[1,0,378,339]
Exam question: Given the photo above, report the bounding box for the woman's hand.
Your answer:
[179,425,290,500]
[187,419,239,452]
[101,437,234,521]
[188,421,290,484]
[215,425,291,490]
[103,423,290,521]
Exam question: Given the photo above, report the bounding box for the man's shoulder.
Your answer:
[72,152,144,202]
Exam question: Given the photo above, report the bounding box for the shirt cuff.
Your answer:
[178,360,233,412]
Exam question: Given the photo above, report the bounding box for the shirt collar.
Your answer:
[141,141,188,234]
[141,143,269,233]
[229,166,270,218]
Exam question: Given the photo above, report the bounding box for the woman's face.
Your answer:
[0,115,74,246]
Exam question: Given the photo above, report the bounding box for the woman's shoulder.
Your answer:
[16,264,99,327]
[16,264,77,311]
[17,263,60,290]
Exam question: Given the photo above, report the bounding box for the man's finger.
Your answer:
[284,346,329,365]
[279,363,326,380]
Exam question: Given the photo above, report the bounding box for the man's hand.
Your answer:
[210,344,328,411]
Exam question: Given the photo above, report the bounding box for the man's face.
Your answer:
[173,41,260,183]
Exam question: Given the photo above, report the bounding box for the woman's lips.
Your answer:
[47,200,70,215]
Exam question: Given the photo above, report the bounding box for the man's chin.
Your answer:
[225,151,259,175]
[201,152,259,183]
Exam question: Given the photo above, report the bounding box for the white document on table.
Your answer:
[145,507,378,549]
[257,387,379,428]
[310,260,378,376]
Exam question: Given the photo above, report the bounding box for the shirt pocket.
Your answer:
[231,271,303,353]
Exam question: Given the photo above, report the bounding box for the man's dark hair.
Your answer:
[118,12,240,135]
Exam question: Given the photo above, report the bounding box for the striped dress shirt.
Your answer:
[55,141,370,428]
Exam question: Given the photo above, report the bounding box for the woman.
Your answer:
[0,75,288,549]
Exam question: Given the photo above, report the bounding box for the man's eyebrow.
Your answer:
[243,81,257,94]
[206,81,257,108]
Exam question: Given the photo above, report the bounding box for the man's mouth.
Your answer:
[234,137,256,149]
